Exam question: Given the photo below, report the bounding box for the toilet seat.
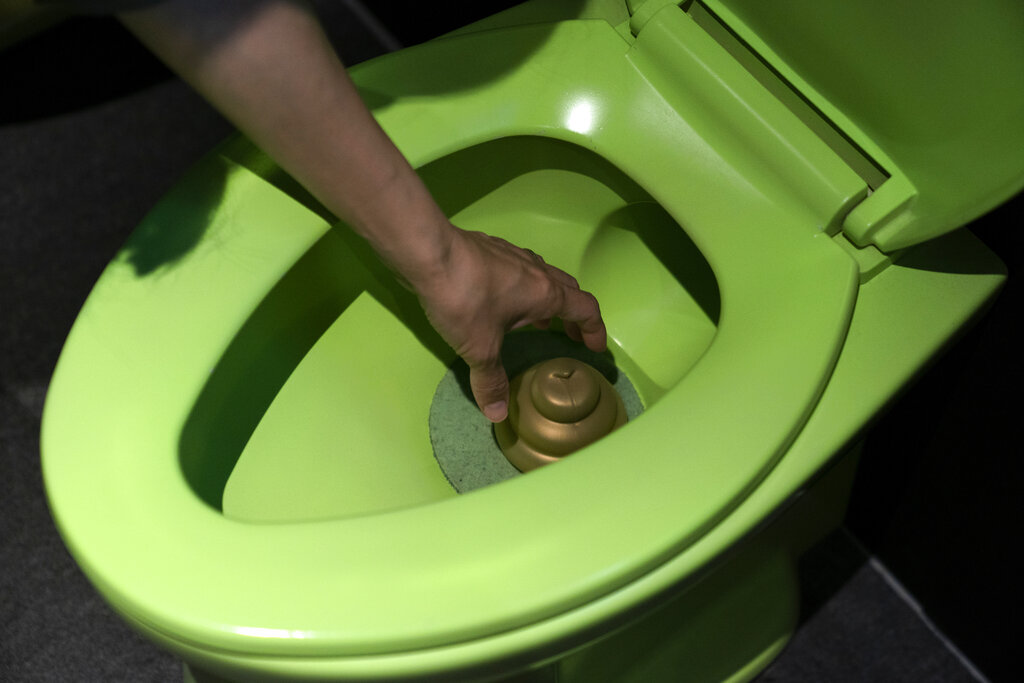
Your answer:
[42,16,862,666]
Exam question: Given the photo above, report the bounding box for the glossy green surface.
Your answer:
[40,1,1012,681]
[705,0,1024,250]
[43,14,858,659]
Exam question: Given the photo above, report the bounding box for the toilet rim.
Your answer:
[41,20,860,659]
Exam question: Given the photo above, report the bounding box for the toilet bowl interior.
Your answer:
[183,135,721,523]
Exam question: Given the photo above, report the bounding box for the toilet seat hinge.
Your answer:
[627,0,685,36]
[627,1,873,233]
[630,1,928,254]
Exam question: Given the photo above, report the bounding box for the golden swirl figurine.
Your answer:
[495,357,627,472]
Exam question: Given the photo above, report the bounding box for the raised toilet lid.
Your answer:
[43,16,864,661]
[704,0,1024,251]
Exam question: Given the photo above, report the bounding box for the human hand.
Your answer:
[118,3,604,424]
[412,225,607,423]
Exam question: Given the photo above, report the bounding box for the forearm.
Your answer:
[119,0,606,422]
[119,0,453,286]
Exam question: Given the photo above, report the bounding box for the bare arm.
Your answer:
[119,0,607,421]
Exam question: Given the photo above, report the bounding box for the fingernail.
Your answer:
[484,401,508,423]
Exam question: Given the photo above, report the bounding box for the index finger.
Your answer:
[557,287,607,353]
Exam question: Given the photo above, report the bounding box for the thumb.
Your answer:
[468,357,510,423]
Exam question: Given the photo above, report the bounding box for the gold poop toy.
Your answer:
[495,357,627,472]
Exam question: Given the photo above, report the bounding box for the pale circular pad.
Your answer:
[428,331,644,493]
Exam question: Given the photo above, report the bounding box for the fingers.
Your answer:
[557,288,607,352]
[518,256,606,351]
[540,261,580,290]
[523,248,579,289]
[418,228,606,424]
[468,357,511,423]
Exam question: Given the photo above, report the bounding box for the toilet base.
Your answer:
[182,549,795,683]
[179,448,858,683]
[554,444,860,683]
[555,538,797,683]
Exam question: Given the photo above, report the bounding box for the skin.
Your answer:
[118,0,607,422]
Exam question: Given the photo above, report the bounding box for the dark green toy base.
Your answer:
[429,330,645,494]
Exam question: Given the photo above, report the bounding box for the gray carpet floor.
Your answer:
[0,4,998,682]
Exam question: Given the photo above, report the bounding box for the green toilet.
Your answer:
[41,1,1024,681]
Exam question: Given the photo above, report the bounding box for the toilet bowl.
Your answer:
[41,1,1023,681]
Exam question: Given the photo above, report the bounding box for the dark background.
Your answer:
[1,2,1019,681]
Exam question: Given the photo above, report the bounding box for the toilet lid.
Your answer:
[704,0,1024,250]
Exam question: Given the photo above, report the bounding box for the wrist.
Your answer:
[383,215,458,293]
[347,177,457,291]
[320,151,457,291]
